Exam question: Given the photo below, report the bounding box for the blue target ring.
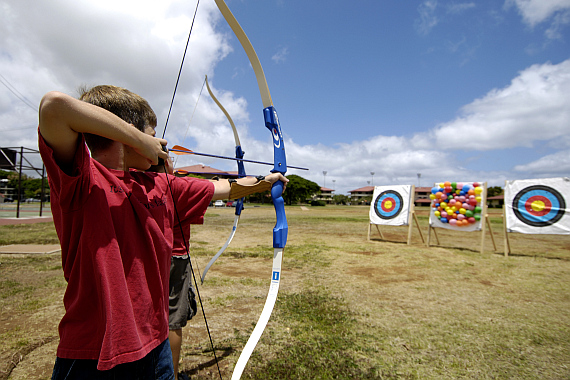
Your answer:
[512,185,565,227]
[374,190,404,220]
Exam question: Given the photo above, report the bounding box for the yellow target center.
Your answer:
[384,200,393,209]
[531,200,545,212]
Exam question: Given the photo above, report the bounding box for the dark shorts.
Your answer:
[169,256,197,330]
[51,339,174,380]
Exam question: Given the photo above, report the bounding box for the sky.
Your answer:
[1,0,569,195]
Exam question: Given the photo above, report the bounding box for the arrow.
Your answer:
[169,145,308,170]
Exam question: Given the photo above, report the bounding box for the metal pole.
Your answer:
[40,164,46,216]
[16,147,23,218]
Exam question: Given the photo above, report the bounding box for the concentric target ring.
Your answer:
[374,190,404,220]
[512,185,565,227]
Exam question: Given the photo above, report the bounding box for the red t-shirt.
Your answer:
[39,131,214,370]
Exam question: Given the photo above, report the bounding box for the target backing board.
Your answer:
[505,177,570,235]
[369,185,411,226]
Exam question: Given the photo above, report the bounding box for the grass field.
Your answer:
[1,205,569,379]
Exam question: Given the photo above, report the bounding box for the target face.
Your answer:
[374,190,404,220]
[512,185,566,227]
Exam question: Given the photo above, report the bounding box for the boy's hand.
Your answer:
[265,173,289,192]
[136,133,168,166]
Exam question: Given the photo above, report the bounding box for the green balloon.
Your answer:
[474,213,481,221]
[465,210,474,218]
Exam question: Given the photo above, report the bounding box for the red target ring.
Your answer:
[381,197,396,213]
[524,196,552,217]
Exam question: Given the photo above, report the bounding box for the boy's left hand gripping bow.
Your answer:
[213,1,288,378]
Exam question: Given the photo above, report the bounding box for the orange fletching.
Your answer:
[171,145,194,155]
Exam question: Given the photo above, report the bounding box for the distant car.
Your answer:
[214,200,225,207]
[225,201,234,207]
[3,197,13,203]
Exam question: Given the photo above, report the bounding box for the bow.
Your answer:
[213,1,288,378]
[200,75,246,284]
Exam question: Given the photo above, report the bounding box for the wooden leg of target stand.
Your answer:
[427,223,439,246]
[413,212,425,245]
[376,224,384,240]
[503,205,510,257]
[486,215,497,252]
[368,223,384,241]
[432,226,440,246]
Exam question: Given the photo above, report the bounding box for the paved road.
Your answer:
[0,215,53,226]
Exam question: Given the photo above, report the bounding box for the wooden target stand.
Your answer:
[426,182,497,254]
[367,185,425,245]
[503,205,511,257]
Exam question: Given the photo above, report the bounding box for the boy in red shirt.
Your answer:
[39,85,286,379]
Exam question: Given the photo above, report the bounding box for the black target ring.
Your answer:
[374,190,404,220]
[512,185,565,227]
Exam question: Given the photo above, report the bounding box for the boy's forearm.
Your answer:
[211,173,287,200]
[39,91,166,166]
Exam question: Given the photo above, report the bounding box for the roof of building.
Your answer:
[348,186,375,193]
[320,187,335,192]
[174,164,238,177]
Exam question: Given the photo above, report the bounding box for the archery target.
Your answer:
[428,181,486,232]
[369,185,411,226]
[374,190,403,220]
[512,185,565,227]
[505,178,570,235]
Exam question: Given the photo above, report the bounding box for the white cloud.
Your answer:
[514,149,570,176]
[415,1,439,35]
[428,59,570,151]
[271,47,289,64]
[0,0,231,147]
[447,2,476,14]
[505,0,570,26]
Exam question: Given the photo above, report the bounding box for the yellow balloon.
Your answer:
[476,196,482,203]
[441,202,448,208]
[459,208,466,214]
[430,194,436,200]
[434,211,441,217]
[474,186,483,195]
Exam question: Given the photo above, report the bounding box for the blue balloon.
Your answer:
[431,187,439,194]
[441,218,448,223]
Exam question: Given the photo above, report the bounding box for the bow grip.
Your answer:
[235,145,246,216]
[271,181,288,248]
[264,106,286,174]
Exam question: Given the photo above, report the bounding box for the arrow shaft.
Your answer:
[169,148,308,170]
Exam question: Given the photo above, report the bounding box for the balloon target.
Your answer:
[512,185,566,227]
[374,190,404,220]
